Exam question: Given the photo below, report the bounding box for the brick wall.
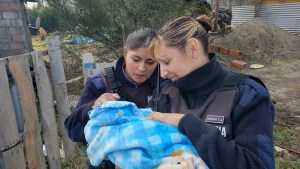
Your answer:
[0,0,33,58]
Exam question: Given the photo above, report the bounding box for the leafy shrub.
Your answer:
[27,5,74,34]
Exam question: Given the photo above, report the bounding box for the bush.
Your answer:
[27,5,74,34]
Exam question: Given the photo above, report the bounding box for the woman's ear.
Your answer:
[187,38,200,58]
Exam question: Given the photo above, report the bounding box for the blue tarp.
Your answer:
[63,36,96,44]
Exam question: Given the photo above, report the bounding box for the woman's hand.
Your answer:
[92,93,120,109]
[146,112,185,127]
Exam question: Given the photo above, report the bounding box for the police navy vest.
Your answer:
[151,72,260,140]
[96,66,156,108]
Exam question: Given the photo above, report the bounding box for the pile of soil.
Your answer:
[217,18,300,62]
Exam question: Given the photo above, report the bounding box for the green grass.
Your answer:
[274,123,300,169]
[276,158,300,169]
[274,124,299,149]
[62,144,89,169]
[32,35,47,50]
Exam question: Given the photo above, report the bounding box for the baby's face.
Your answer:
[158,156,193,169]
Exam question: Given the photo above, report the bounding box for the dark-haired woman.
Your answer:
[65,28,159,169]
[147,16,275,169]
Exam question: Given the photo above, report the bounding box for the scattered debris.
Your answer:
[63,36,96,44]
[231,60,247,69]
[210,44,242,57]
[249,64,265,69]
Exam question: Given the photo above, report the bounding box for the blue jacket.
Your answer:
[174,54,275,169]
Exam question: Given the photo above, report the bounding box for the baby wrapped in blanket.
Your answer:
[84,101,208,169]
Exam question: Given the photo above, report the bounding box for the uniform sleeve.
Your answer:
[178,79,275,169]
[64,77,106,142]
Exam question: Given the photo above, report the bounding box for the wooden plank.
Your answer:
[8,55,46,169]
[46,36,75,160]
[1,143,26,169]
[82,52,117,84]
[0,60,19,151]
[82,53,96,84]
[96,60,117,75]
[32,51,62,169]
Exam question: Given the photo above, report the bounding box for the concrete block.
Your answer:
[9,3,20,11]
[11,34,25,42]
[0,34,12,42]
[0,43,10,50]
[0,27,5,34]
[10,42,24,49]
[2,11,18,19]
[0,0,19,2]
[230,60,247,69]
[0,3,10,10]
[0,50,16,58]
[6,27,21,34]
[0,19,11,27]
[10,18,23,27]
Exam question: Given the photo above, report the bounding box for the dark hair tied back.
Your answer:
[195,15,212,32]
[125,27,156,50]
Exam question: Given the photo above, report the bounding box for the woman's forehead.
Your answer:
[126,47,155,59]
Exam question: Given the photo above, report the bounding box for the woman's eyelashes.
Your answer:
[159,59,170,65]
[133,59,140,62]
[146,60,156,65]
[132,57,155,66]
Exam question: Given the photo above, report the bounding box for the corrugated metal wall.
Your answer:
[232,5,255,25]
[260,3,300,35]
[232,3,300,35]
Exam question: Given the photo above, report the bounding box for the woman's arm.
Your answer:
[64,77,104,142]
[147,79,275,169]
[178,80,275,169]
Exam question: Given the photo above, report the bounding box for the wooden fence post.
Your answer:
[46,36,75,160]
[82,52,117,83]
[8,54,46,169]
[0,59,20,152]
[1,144,26,169]
[82,53,96,84]
[0,58,26,169]
[32,51,62,169]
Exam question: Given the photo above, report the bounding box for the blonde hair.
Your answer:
[149,16,211,60]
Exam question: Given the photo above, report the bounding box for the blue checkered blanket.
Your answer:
[84,101,209,169]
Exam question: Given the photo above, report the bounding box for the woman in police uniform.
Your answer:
[147,16,275,169]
